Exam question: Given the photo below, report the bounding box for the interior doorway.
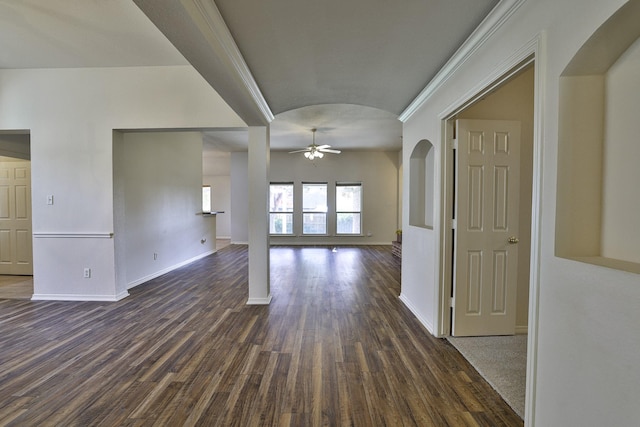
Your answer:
[440,61,536,417]
[0,132,33,299]
[443,63,535,335]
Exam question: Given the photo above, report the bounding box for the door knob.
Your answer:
[508,236,519,244]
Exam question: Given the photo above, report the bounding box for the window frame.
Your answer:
[302,182,328,235]
[269,182,294,235]
[335,182,363,235]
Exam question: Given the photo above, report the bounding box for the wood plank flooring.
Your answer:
[0,245,522,426]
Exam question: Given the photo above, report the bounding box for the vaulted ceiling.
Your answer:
[1,0,500,152]
[213,0,499,117]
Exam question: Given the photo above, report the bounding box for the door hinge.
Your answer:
[450,138,458,150]
[450,219,457,229]
[450,297,455,308]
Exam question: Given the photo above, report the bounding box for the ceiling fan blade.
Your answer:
[288,148,311,154]
[319,148,341,154]
[316,144,331,150]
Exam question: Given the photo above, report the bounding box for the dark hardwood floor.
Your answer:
[0,245,522,426]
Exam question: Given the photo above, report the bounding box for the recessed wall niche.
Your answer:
[556,0,640,273]
[409,139,434,229]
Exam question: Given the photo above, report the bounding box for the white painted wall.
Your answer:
[230,152,249,244]
[119,131,216,287]
[556,75,605,258]
[269,150,399,245]
[203,150,231,238]
[401,0,640,425]
[229,150,399,246]
[0,65,244,300]
[247,126,271,304]
[397,150,403,230]
[203,175,231,238]
[602,37,640,263]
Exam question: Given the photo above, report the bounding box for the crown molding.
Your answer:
[399,0,526,122]
[438,34,538,120]
[188,0,274,123]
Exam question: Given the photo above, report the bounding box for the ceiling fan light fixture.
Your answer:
[289,128,341,160]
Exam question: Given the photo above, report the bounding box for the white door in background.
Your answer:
[453,120,520,336]
[0,161,33,275]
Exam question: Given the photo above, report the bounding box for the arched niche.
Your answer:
[556,0,640,273]
[409,139,434,229]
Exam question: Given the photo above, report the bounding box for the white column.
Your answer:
[247,126,271,304]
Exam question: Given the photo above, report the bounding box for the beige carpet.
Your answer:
[447,334,527,419]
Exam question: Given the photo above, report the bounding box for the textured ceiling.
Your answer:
[203,104,402,152]
[214,0,499,116]
[0,0,500,153]
[0,0,187,68]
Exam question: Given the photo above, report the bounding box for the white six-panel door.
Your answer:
[0,161,33,275]
[452,120,520,336]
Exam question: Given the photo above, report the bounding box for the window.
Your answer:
[202,185,211,213]
[302,183,327,234]
[336,183,362,234]
[269,183,294,235]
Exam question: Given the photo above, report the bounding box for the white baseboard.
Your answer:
[246,295,272,305]
[399,293,434,335]
[127,250,215,290]
[32,290,129,302]
[515,325,528,334]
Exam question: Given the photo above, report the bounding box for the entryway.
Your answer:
[447,64,534,337]
[441,60,536,418]
[0,133,33,300]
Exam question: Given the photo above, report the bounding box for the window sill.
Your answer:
[269,234,365,237]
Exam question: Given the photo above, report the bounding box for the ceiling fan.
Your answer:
[288,128,341,160]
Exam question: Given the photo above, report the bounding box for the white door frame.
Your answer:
[436,34,546,426]
[0,133,33,278]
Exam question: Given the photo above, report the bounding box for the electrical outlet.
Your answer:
[83,268,91,278]
[153,253,158,260]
